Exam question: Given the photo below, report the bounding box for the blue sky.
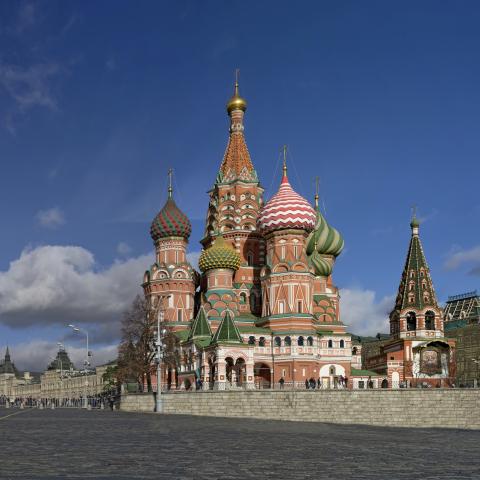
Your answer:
[0,1,479,370]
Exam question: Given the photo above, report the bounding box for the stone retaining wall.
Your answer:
[121,390,480,429]
[120,393,155,412]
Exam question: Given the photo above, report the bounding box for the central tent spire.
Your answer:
[217,71,256,184]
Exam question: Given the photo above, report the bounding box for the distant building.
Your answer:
[444,291,480,386]
[0,347,37,396]
[0,346,115,399]
[444,291,480,331]
[363,217,456,387]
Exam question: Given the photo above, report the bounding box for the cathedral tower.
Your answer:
[257,153,317,331]
[143,170,196,326]
[201,75,264,316]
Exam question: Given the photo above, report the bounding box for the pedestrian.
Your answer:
[279,377,285,389]
[309,378,316,390]
[305,379,309,389]
[317,378,321,389]
[108,396,114,411]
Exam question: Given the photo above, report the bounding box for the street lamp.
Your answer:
[155,295,171,413]
[68,324,90,408]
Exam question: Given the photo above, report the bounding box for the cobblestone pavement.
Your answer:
[0,408,479,480]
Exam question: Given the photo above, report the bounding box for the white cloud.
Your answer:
[340,288,394,336]
[0,63,61,113]
[187,251,201,269]
[36,207,65,228]
[0,245,150,331]
[444,245,480,274]
[116,242,132,256]
[11,2,37,34]
[6,340,118,372]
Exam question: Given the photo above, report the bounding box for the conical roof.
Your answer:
[212,311,243,343]
[392,219,439,313]
[188,307,212,339]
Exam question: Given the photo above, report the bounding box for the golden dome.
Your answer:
[226,82,247,114]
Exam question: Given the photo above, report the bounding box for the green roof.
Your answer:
[351,368,383,377]
[188,308,212,339]
[237,326,271,334]
[174,330,190,341]
[212,311,243,344]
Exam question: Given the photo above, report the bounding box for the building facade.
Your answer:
[0,347,112,400]
[143,80,385,390]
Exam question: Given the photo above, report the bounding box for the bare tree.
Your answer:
[117,295,158,391]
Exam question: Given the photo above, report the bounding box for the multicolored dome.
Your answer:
[306,209,344,276]
[258,173,316,234]
[199,235,241,272]
[150,197,191,242]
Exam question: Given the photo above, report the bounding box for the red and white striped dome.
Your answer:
[258,173,316,234]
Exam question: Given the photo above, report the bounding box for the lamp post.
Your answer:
[155,295,171,413]
[68,324,90,408]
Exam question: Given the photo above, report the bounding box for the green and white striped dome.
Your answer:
[306,210,344,276]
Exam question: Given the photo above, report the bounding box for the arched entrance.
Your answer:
[235,358,246,387]
[225,357,235,385]
[254,362,271,389]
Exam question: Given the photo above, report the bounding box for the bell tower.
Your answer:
[389,213,444,340]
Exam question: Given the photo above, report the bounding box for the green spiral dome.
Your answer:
[306,210,344,276]
[199,235,241,273]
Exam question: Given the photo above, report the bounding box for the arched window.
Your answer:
[284,336,291,346]
[259,337,266,347]
[329,366,336,375]
[293,239,299,259]
[247,251,254,266]
[274,336,281,347]
[297,336,304,346]
[177,309,183,322]
[280,240,286,260]
[239,293,247,304]
[340,339,345,348]
[328,339,333,348]
[307,336,313,346]
[248,336,256,345]
[406,312,417,331]
[425,311,435,330]
[352,347,358,355]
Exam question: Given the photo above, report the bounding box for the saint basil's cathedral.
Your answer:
[142,80,455,390]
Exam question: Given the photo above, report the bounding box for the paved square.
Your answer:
[0,408,479,479]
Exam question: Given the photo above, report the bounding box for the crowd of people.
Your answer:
[0,393,119,410]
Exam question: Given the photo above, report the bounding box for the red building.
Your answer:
[144,80,384,390]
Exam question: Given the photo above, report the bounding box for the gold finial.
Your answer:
[168,168,173,198]
[314,176,319,209]
[226,69,247,114]
[282,145,288,177]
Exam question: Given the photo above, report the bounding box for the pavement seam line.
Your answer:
[0,409,34,421]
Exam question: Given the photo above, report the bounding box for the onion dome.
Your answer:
[226,81,247,114]
[306,211,344,257]
[410,215,420,229]
[150,176,191,242]
[199,235,241,272]
[258,165,316,234]
[306,206,344,276]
